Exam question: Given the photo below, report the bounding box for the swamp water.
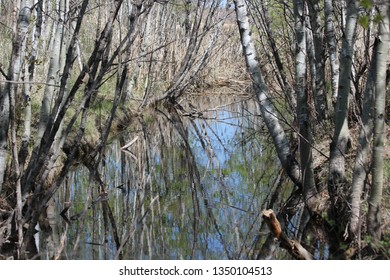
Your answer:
[38,95,292,259]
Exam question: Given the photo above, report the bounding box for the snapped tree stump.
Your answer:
[262,209,313,260]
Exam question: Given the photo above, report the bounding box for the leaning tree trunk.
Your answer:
[367,3,389,243]
[328,0,358,199]
[233,0,301,188]
[20,0,90,257]
[6,0,33,258]
[20,0,151,258]
[349,40,377,238]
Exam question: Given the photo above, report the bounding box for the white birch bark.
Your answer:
[233,0,301,187]
[367,3,389,242]
[307,0,327,121]
[294,0,317,206]
[7,0,32,257]
[0,87,9,192]
[329,0,358,194]
[19,0,43,169]
[0,1,28,191]
[37,0,65,142]
[324,0,339,103]
[349,42,376,237]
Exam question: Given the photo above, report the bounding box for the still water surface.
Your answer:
[41,95,290,259]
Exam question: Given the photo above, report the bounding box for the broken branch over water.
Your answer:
[262,209,312,260]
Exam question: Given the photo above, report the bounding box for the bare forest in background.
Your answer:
[0,0,388,259]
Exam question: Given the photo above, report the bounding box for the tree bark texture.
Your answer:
[233,0,301,188]
[37,0,66,142]
[349,40,377,237]
[367,3,389,243]
[0,86,9,193]
[329,0,359,196]
[8,0,33,258]
[307,0,328,121]
[324,0,339,103]
[294,0,320,212]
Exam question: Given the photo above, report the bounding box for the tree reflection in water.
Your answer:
[45,95,293,260]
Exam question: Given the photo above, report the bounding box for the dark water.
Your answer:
[39,95,291,259]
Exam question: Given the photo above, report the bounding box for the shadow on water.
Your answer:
[39,94,295,260]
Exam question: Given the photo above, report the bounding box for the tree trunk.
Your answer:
[0,86,9,193]
[367,3,389,243]
[233,0,301,187]
[324,0,339,104]
[19,0,44,169]
[7,0,33,259]
[20,0,151,257]
[36,0,66,142]
[307,0,328,121]
[349,40,377,238]
[0,1,30,192]
[328,0,358,197]
[20,1,90,253]
[294,0,317,209]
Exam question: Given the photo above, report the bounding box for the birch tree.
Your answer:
[18,0,44,170]
[307,0,328,121]
[328,0,359,199]
[233,0,301,188]
[36,0,66,142]
[237,0,389,259]
[3,0,33,257]
[324,0,339,103]
[367,2,389,243]
[0,1,27,192]
[0,0,230,258]
[349,41,376,237]
[0,83,9,193]
[294,0,318,210]
[20,0,159,258]
[0,0,388,260]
